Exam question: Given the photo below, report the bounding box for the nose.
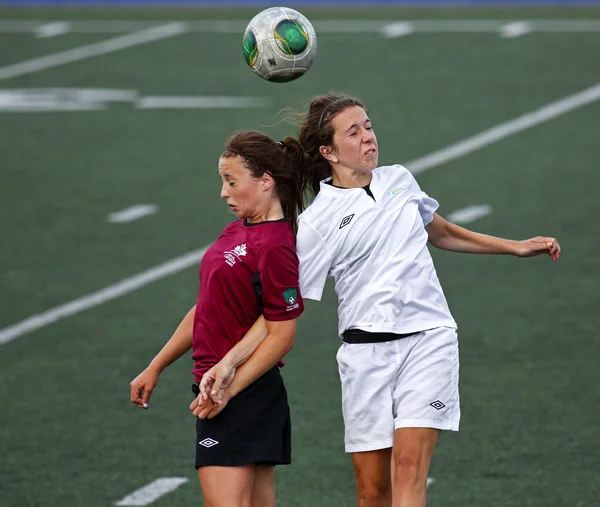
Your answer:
[362,128,375,143]
[220,183,229,200]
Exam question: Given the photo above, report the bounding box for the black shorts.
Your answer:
[193,367,291,468]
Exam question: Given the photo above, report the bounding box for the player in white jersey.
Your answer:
[198,94,561,507]
[292,93,560,507]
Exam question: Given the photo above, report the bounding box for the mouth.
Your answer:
[364,148,377,156]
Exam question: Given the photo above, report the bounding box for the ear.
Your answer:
[262,172,275,191]
[319,145,339,164]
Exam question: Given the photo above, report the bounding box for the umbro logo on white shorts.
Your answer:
[430,400,446,410]
[199,438,219,448]
[339,214,355,229]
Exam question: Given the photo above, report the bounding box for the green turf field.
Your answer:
[1,6,599,507]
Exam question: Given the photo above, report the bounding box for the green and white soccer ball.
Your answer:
[243,7,317,83]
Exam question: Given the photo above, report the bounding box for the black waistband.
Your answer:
[342,329,417,344]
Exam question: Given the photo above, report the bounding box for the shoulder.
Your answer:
[218,219,243,237]
[299,191,329,221]
[253,220,296,251]
[375,164,412,179]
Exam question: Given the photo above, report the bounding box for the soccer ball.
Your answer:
[243,7,317,83]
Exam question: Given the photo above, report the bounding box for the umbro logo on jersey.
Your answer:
[430,400,446,410]
[199,438,219,448]
[339,214,355,229]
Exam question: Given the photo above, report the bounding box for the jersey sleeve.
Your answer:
[296,219,332,301]
[258,243,304,321]
[400,165,439,226]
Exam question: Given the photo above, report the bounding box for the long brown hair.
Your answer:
[298,92,365,196]
[222,131,306,231]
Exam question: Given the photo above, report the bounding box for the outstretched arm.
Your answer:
[426,213,560,260]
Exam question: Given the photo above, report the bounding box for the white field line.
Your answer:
[1,81,600,345]
[406,82,600,175]
[115,477,188,506]
[446,205,493,224]
[136,96,269,109]
[34,22,71,39]
[0,22,186,80]
[1,19,600,34]
[499,21,532,38]
[381,22,415,38]
[0,247,210,345]
[108,204,158,223]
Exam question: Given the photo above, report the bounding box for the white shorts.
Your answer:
[336,326,460,453]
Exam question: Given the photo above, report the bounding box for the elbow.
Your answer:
[284,336,295,355]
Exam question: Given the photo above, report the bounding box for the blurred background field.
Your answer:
[1,2,599,506]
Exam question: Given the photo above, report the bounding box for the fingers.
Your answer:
[130,382,146,409]
[199,374,214,401]
[207,405,224,419]
[541,237,560,260]
[211,374,224,401]
[141,386,153,408]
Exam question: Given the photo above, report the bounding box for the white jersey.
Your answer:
[297,164,457,337]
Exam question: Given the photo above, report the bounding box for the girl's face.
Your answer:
[324,105,378,173]
[218,155,270,219]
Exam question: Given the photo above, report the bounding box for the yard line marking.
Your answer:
[407,81,600,175]
[108,204,158,223]
[446,205,493,224]
[115,477,188,506]
[0,88,137,112]
[0,247,210,345]
[34,22,71,39]
[2,19,600,35]
[136,96,269,109]
[2,81,600,344]
[381,22,414,38]
[499,21,532,38]
[0,22,187,80]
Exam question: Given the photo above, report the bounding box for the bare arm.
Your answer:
[198,315,269,400]
[130,305,195,408]
[227,319,295,397]
[425,213,560,259]
[148,305,195,373]
[220,315,269,369]
[193,319,296,419]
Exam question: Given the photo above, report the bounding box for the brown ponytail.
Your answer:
[222,131,307,231]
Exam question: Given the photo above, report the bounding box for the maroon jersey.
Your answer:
[192,218,304,381]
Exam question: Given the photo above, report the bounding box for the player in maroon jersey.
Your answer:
[129,131,306,507]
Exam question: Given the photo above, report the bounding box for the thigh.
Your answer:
[393,327,460,431]
[251,465,276,507]
[391,427,440,483]
[351,448,393,494]
[337,342,397,453]
[198,465,255,507]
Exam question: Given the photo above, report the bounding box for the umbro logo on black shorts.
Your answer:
[339,214,355,229]
[430,400,446,410]
[198,438,219,448]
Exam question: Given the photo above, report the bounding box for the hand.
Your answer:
[189,393,227,419]
[515,236,561,260]
[191,391,232,420]
[200,361,236,404]
[130,367,160,409]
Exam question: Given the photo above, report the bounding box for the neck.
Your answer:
[246,199,284,224]
[331,167,372,188]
